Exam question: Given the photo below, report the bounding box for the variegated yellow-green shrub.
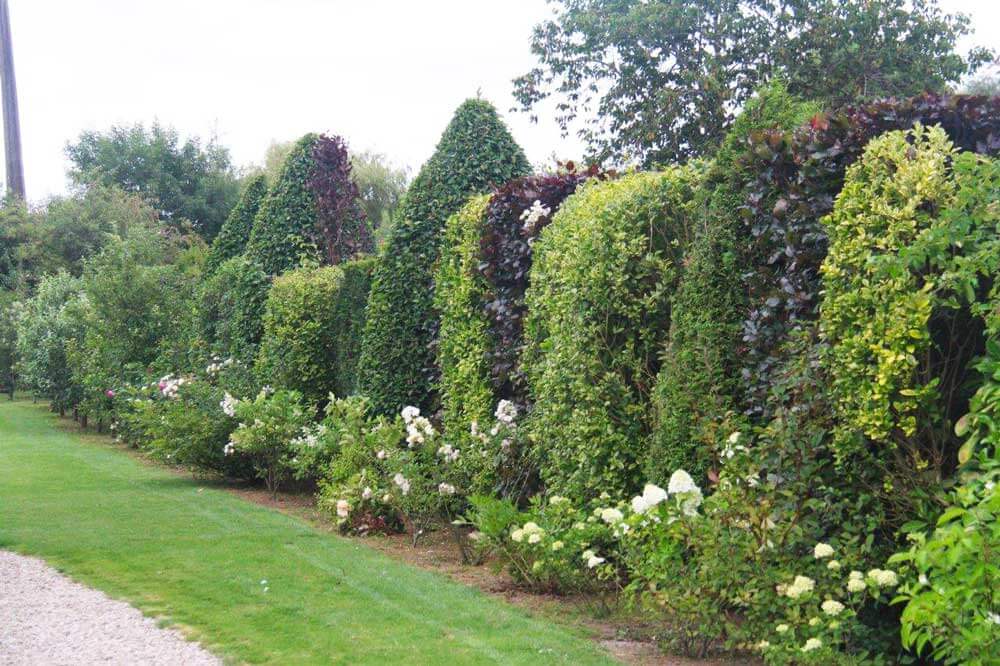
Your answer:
[820,125,1000,473]
[523,168,702,499]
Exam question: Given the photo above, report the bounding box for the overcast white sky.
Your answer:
[6,0,999,202]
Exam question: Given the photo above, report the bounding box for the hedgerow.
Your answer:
[648,82,818,484]
[329,257,375,398]
[205,174,268,274]
[821,126,1000,477]
[740,94,1000,417]
[357,98,531,415]
[524,168,703,499]
[256,265,346,406]
[196,255,271,362]
[246,134,369,276]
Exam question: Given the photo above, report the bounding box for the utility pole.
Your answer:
[0,0,24,200]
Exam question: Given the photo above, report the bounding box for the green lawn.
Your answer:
[0,399,615,665]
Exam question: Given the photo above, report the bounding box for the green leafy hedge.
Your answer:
[196,255,271,362]
[246,134,369,276]
[329,257,375,398]
[524,169,703,499]
[648,82,819,484]
[256,259,374,406]
[434,195,493,456]
[357,98,530,414]
[205,174,268,274]
[820,126,1000,473]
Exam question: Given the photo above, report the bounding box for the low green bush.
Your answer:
[524,168,702,499]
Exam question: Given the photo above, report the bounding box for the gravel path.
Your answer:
[0,551,220,665]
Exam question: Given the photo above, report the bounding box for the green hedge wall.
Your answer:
[196,255,271,362]
[524,168,703,499]
[330,257,375,398]
[256,265,345,405]
[205,173,268,274]
[357,98,531,414]
[647,82,819,484]
[434,195,493,464]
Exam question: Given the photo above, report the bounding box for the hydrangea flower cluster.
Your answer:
[220,392,239,418]
[393,472,411,495]
[511,521,545,544]
[519,199,552,234]
[401,405,435,447]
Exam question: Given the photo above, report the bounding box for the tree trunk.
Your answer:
[0,0,24,200]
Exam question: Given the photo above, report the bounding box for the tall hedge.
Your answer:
[330,257,375,398]
[648,82,819,484]
[357,98,530,414]
[256,259,374,405]
[205,174,268,274]
[246,134,369,276]
[524,168,703,499]
[435,195,493,456]
[196,255,271,362]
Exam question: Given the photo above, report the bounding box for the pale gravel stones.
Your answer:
[0,551,220,665]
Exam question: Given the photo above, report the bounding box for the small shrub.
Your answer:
[227,388,313,494]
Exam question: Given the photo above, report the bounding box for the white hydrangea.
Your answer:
[392,473,411,495]
[785,575,815,599]
[821,599,844,616]
[551,540,564,551]
[667,469,699,495]
[827,559,841,571]
[549,495,570,506]
[494,399,517,425]
[775,624,789,634]
[437,482,456,496]
[801,638,822,652]
[846,570,867,593]
[336,499,351,518]
[582,549,605,569]
[401,406,420,423]
[866,569,898,588]
[813,542,835,559]
[600,507,624,524]
[220,392,239,417]
[630,483,668,514]
[527,533,542,544]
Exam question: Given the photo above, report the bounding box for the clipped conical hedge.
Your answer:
[205,174,268,274]
[246,134,370,276]
[357,98,531,414]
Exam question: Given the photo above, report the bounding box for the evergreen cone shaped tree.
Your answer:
[246,134,370,276]
[205,173,268,274]
[358,98,530,414]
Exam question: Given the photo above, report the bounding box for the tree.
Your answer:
[357,98,531,415]
[514,0,991,166]
[350,150,409,246]
[65,123,240,239]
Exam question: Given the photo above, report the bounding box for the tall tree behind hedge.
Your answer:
[648,82,819,484]
[205,174,268,274]
[514,0,990,166]
[246,134,370,276]
[357,99,530,415]
[65,123,240,240]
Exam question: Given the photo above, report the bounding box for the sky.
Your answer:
[5,0,999,203]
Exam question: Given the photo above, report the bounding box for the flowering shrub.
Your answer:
[889,453,1000,664]
[227,388,313,494]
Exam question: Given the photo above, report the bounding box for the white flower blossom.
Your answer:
[813,543,835,559]
[336,499,351,518]
[775,624,789,634]
[392,473,411,495]
[630,483,668,514]
[401,406,420,423]
[519,199,551,233]
[827,559,841,571]
[494,399,518,425]
[802,638,822,652]
[822,599,844,616]
[528,533,542,544]
[437,482,456,496]
[785,575,815,599]
[362,487,373,500]
[600,507,624,524]
[866,569,898,588]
